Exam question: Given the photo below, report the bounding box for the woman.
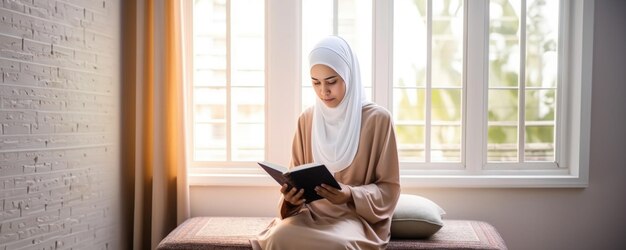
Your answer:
[252,36,400,250]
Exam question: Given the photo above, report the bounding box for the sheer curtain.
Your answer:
[122,0,189,249]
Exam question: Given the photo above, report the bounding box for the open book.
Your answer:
[258,161,341,203]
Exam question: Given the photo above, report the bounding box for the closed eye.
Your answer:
[312,76,338,82]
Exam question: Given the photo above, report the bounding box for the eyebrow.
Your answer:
[311,75,338,81]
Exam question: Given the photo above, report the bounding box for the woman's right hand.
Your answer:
[281,184,306,206]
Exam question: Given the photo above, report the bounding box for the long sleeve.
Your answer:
[338,106,400,225]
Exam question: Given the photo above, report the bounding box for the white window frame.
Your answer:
[184,0,594,188]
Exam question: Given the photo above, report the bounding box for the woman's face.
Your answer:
[310,64,346,108]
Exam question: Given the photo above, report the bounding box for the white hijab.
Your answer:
[309,36,367,173]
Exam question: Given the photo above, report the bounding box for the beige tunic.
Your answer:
[252,103,400,250]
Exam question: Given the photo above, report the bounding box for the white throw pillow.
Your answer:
[390,194,446,239]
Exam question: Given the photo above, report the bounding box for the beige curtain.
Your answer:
[122,0,190,249]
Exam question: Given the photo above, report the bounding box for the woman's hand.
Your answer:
[315,183,352,205]
[281,184,306,206]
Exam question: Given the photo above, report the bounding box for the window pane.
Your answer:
[232,124,264,161]
[194,104,225,122]
[195,123,227,148]
[231,88,264,123]
[194,87,226,122]
[194,0,226,86]
[393,88,425,121]
[525,0,559,88]
[489,0,521,87]
[525,89,556,161]
[192,0,265,163]
[431,89,462,122]
[487,125,517,162]
[525,89,555,121]
[194,0,228,163]
[193,66,226,86]
[194,123,226,161]
[231,0,264,87]
[431,125,461,162]
[488,0,560,164]
[194,87,225,104]
[432,0,464,87]
[488,89,518,122]
[394,0,465,164]
[525,125,554,162]
[396,125,425,162]
[194,149,226,162]
[231,35,264,86]
[393,0,427,88]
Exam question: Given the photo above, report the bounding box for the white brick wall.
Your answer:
[0,0,120,249]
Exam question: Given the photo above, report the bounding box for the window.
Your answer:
[189,0,265,166]
[185,0,594,187]
[390,0,565,170]
[393,0,464,164]
[487,0,560,163]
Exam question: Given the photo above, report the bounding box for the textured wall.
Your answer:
[0,0,120,249]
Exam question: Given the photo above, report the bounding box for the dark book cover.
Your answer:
[258,161,341,203]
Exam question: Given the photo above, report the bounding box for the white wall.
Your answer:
[190,1,626,249]
[0,0,121,249]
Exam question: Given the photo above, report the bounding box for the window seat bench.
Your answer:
[157,217,507,250]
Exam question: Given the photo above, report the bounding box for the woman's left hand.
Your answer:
[315,183,352,205]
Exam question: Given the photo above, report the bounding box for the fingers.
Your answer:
[315,184,336,199]
[316,184,338,195]
[282,184,305,205]
[315,183,350,205]
[288,189,305,205]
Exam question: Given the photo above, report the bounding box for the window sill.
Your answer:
[188,169,588,188]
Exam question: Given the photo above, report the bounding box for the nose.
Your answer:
[320,84,330,95]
